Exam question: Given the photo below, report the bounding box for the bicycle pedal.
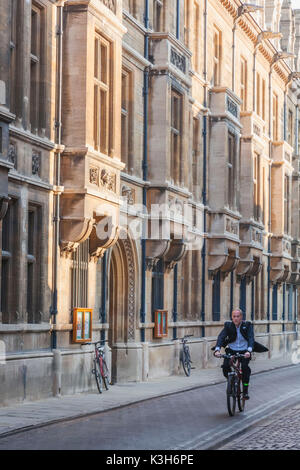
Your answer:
[191,367,196,369]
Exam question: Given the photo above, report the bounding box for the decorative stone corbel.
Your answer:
[0,195,10,220]
[89,222,120,262]
[164,239,187,272]
[60,217,95,254]
[145,239,170,271]
[270,258,291,284]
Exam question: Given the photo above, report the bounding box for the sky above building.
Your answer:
[291,0,300,8]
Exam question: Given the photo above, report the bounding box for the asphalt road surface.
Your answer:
[0,365,300,450]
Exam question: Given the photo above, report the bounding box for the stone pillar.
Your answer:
[142,342,149,381]
[173,338,181,375]
[52,349,62,397]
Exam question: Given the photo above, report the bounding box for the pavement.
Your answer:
[0,355,296,439]
[219,402,300,450]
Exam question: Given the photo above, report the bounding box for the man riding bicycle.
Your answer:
[213,308,268,400]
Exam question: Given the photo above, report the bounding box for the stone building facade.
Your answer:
[0,0,300,404]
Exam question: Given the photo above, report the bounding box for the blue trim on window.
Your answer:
[288,284,293,321]
[240,277,246,320]
[212,271,221,321]
[272,284,278,320]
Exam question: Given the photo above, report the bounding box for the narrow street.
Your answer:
[0,365,299,450]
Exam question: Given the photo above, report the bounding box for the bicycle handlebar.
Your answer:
[172,335,194,341]
[83,340,108,347]
[216,353,247,359]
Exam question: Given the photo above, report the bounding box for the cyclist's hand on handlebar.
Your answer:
[244,351,251,359]
[214,350,222,358]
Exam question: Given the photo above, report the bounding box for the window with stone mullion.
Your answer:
[192,1,200,72]
[284,174,290,235]
[10,0,18,113]
[228,132,236,210]
[1,200,18,324]
[27,205,42,324]
[94,35,110,154]
[30,3,43,134]
[240,58,247,111]
[213,28,221,86]
[121,70,130,171]
[171,89,182,186]
[253,153,260,221]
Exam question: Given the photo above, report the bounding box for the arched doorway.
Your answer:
[108,235,137,383]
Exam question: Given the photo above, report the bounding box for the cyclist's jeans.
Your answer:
[222,348,251,384]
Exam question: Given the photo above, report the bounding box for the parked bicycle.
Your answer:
[219,353,246,416]
[173,335,194,376]
[86,341,110,394]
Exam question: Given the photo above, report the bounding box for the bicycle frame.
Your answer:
[219,353,246,416]
[172,335,194,376]
[85,341,110,393]
[95,343,105,374]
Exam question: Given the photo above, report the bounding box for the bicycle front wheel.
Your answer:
[181,348,191,376]
[227,376,236,417]
[101,359,110,391]
[94,359,103,394]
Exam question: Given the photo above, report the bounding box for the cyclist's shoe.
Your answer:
[243,385,250,400]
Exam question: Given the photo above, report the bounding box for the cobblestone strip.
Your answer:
[220,404,300,450]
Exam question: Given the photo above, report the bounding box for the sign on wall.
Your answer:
[72,308,93,343]
[154,310,168,338]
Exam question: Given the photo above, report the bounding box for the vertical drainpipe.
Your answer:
[201,0,208,338]
[100,252,107,343]
[284,88,287,142]
[253,48,257,111]
[296,104,299,156]
[172,0,179,341]
[140,0,149,343]
[176,0,180,40]
[51,2,64,350]
[232,23,237,93]
[172,264,178,339]
[282,282,286,332]
[267,67,272,334]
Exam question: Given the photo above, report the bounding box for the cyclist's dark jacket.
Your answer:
[212,321,268,353]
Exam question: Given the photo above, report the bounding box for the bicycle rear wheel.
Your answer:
[93,359,103,394]
[227,376,236,417]
[181,348,191,376]
[237,378,245,412]
[101,359,110,391]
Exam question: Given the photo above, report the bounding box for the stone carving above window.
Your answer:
[100,169,116,192]
[8,142,17,167]
[253,124,261,137]
[170,47,186,74]
[284,240,291,254]
[252,229,262,244]
[89,167,99,186]
[32,151,41,176]
[100,0,116,13]
[225,217,239,236]
[122,185,135,205]
[226,97,238,118]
